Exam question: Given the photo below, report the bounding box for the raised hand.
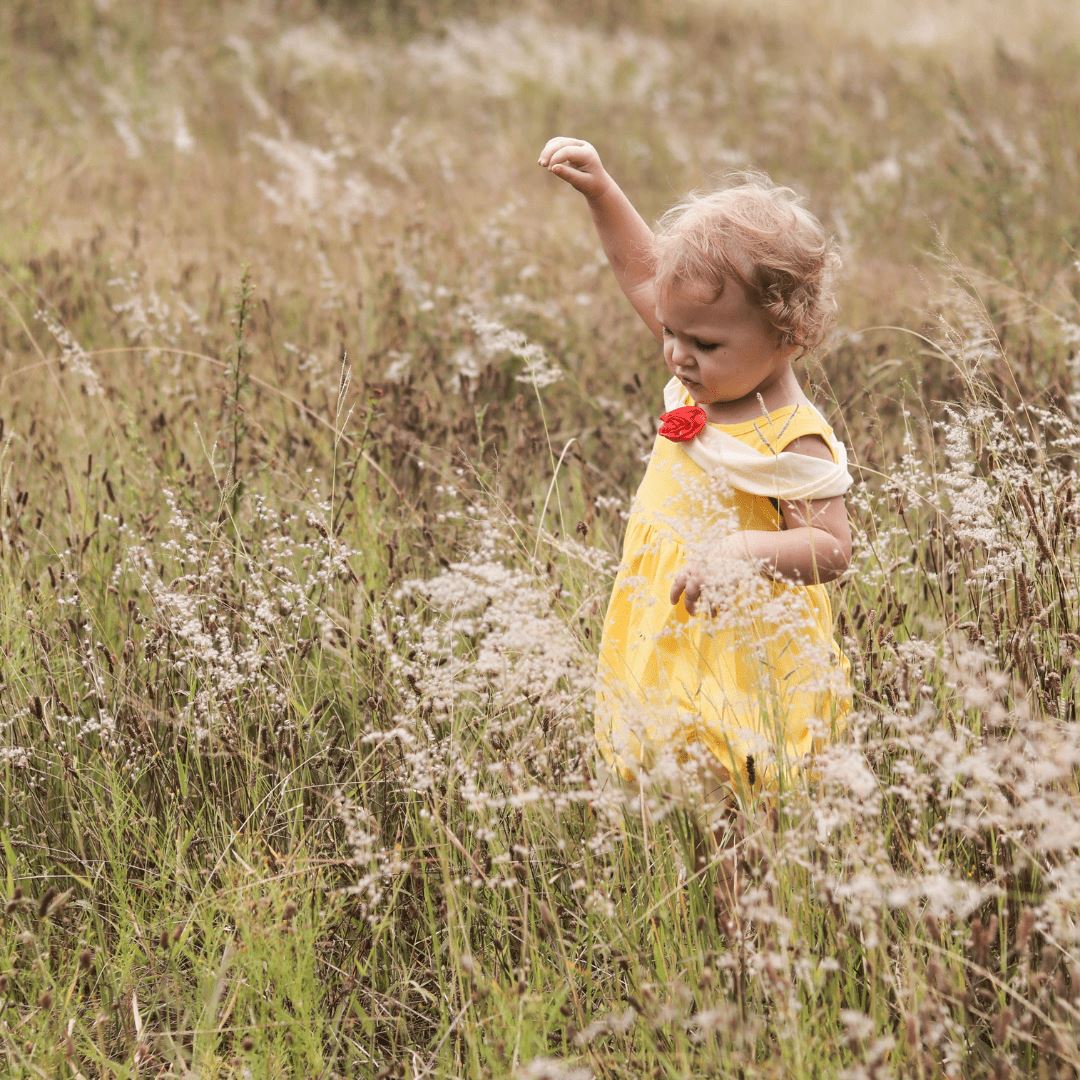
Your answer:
[537,136,612,201]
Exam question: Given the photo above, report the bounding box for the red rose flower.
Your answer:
[658,404,707,442]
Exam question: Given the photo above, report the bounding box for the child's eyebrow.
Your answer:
[655,313,717,338]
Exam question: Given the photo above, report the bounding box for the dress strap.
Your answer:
[742,404,842,464]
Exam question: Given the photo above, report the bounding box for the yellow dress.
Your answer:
[593,384,853,799]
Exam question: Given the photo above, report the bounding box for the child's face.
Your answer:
[656,276,795,406]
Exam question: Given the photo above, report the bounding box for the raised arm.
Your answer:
[538,137,662,342]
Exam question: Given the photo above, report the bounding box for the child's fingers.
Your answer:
[548,146,594,172]
[684,579,701,613]
[538,139,608,196]
[550,163,587,183]
[544,157,579,179]
[673,572,704,614]
[669,571,686,606]
[542,146,596,175]
[538,135,581,159]
[537,136,587,166]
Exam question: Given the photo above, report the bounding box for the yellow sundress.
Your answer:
[593,382,853,800]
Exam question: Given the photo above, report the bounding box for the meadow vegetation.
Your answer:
[1,0,1079,1075]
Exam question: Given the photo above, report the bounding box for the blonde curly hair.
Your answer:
[651,170,842,357]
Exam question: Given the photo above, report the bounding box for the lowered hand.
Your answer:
[670,567,717,617]
[671,536,755,615]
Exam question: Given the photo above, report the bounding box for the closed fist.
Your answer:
[537,137,611,201]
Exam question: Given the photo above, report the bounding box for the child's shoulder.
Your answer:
[780,430,836,460]
[780,379,840,425]
[750,394,841,460]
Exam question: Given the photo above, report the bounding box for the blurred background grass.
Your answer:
[3,0,1078,505]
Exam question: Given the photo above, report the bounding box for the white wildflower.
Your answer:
[36,308,103,396]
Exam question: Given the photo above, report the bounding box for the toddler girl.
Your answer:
[538,137,854,833]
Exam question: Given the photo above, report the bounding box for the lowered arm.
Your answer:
[726,434,852,584]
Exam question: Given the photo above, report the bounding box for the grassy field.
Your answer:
[1,0,1079,1075]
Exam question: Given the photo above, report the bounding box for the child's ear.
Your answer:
[773,324,799,357]
[778,336,804,364]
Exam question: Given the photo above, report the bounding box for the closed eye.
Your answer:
[661,326,720,351]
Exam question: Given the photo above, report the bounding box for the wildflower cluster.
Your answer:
[108,266,206,367]
[460,304,564,390]
[372,500,596,803]
[110,484,357,744]
[331,787,412,926]
[35,307,103,396]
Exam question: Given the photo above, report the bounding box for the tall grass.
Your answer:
[1,0,1078,1075]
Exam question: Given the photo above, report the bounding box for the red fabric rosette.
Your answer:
[658,404,707,442]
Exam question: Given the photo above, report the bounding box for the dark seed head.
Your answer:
[37,887,59,919]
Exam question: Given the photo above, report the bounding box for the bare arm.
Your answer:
[585,183,661,341]
[737,435,852,585]
[729,523,851,585]
[539,137,662,341]
[672,523,850,614]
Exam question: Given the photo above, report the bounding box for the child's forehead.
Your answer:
[657,276,753,323]
[659,277,717,304]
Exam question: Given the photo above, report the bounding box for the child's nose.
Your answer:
[672,341,694,367]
